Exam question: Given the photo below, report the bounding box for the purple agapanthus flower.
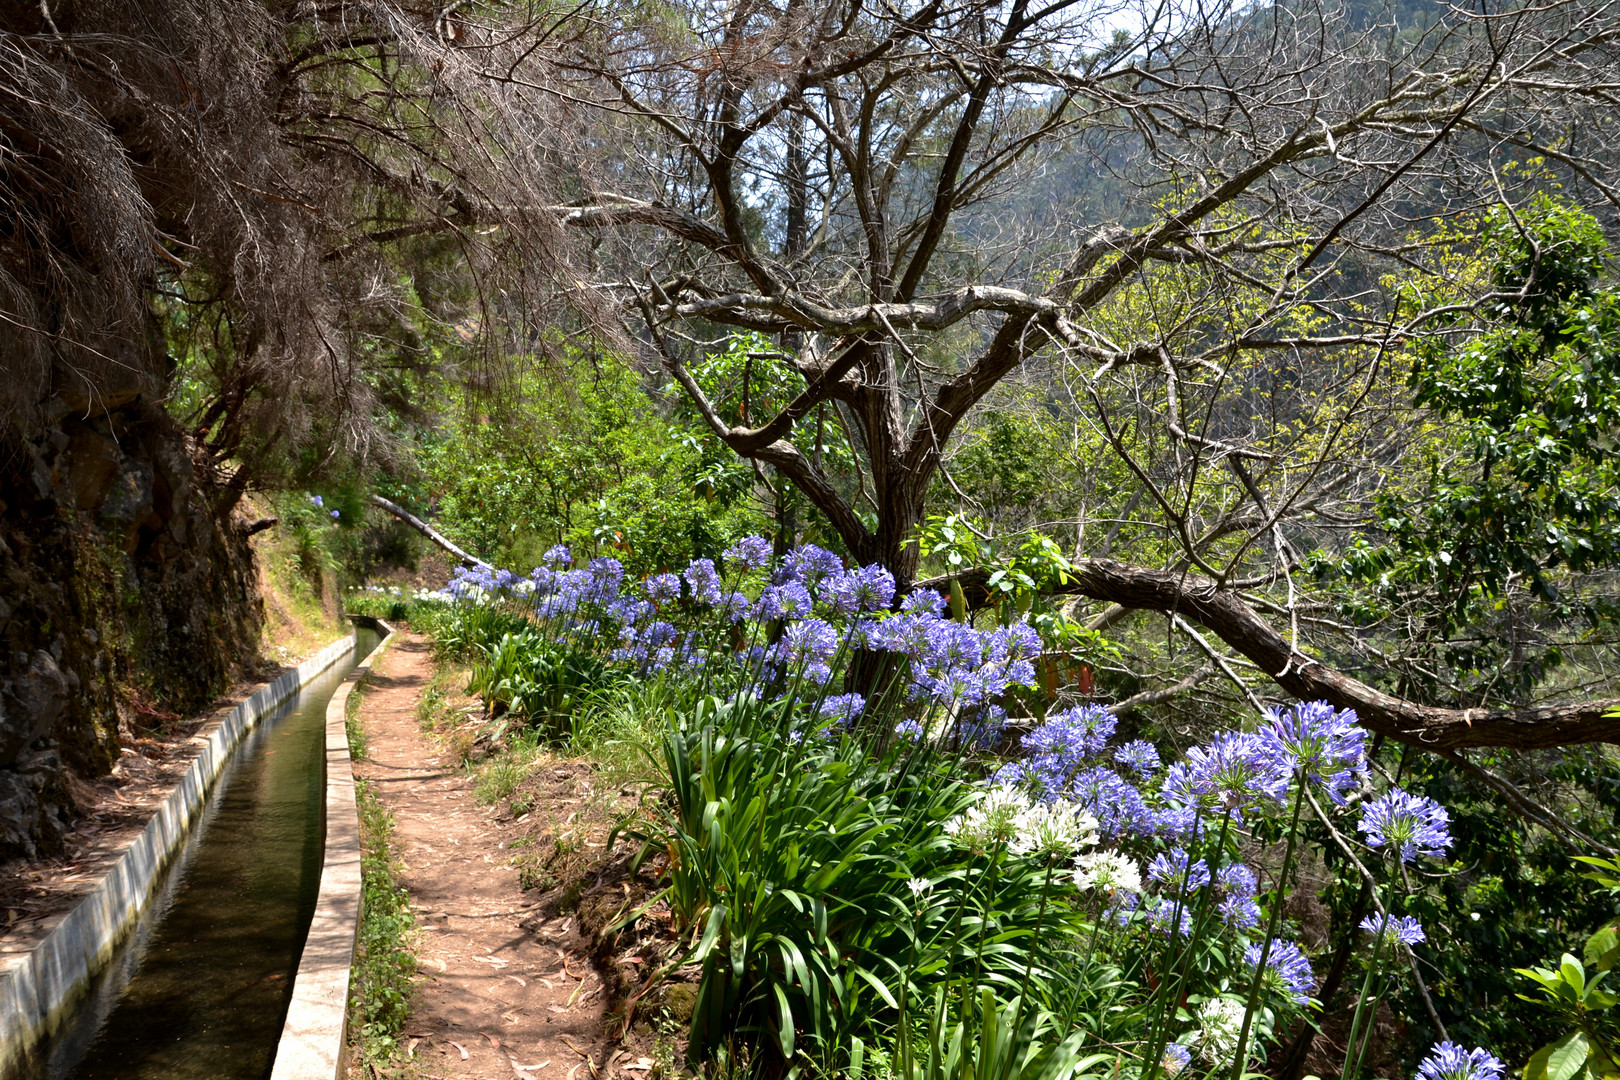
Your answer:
[1244,939,1315,1004]
[894,719,925,741]
[1178,731,1291,814]
[781,618,839,682]
[1152,802,1202,841]
[1416,1044,1506,1080]
[1261,700,1367,804]
[1217,863,1262,929]
[309,494,323,508]
[822,564,896,615]
[988,622,1041,663]
[757,582,814,620]
[1113,740,1161,776]
[915,666,994,706]
[927,622,986,672]
[543,543,572,567]
[1159,1044,1192,1078]
[684,559,723,605]
[584,558,625,604]
[1146,847,1212,895]
[900,590,946,616]
[608,598,651,627]
[723,535,773,572]
[1358,789,1452,863]
[1024,704,1116,769]
[642,620,677,648]
[1359,913,1426,945]
[331,509,341,519]
[779,545,843,588]
[1148,897,1194,937]
[818,693,865,724]
[1068,767,1153,840]
[644,572,681,603]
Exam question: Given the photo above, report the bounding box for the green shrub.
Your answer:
[465,630,610,738]
[617,692,1102,1078]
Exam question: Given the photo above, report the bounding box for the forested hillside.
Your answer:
[5,0,1620,1076]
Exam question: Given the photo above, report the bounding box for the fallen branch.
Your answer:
[369,494,492,572]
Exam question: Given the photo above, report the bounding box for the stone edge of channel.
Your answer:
[269,616,393,1080]
[0,630,362,1078]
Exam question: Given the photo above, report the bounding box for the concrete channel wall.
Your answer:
[0,631,361,1076]
[270,616,392,1080]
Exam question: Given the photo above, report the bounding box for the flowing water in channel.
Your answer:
[27,627,380,1080]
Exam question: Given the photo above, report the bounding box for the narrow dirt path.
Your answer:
[354,633,620,1080]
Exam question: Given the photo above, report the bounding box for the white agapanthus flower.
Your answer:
[1196,998,1250,1065]
[906,877,934,899]
[944,784,1032,850]
[1073,851,1144,895]
[1010,799,1100,858]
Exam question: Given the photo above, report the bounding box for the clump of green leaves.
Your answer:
[1516,856,1620,1080]
[1315,194,1620,697]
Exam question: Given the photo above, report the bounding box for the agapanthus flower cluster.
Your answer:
[821,564,895,615]
[991,704,1116,795]
[1359,913,1426,947]
[1260,700,1367,804]
[1113,739,1160,775]
[943,785,1099,857]
[1416,1043,1506,1080]
[1243,939,1315,1004]
[778,544,844,589]
[1147,847,1213,896]
[429,537,1053,711]
[1196,998,1249,1065]
[1069,766,1155,841]
[1174,731,1291,816]
[1358,789,1452,863]
[818,693,865,725]
[1159,1043,1193,1078]
[1074,851,1144,896]
[1216,863,1262,930]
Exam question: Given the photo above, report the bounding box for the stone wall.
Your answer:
[0,394,263,860]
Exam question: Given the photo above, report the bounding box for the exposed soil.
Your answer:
[352,633,667,1080]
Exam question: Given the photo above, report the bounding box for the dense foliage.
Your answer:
[361,539,1619,1080]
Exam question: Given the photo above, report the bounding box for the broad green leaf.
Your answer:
[694,904,726,962]
[773,983,795,1059]
[1547,1031,1591,1080]
[1562,954,1587,995]
[1588,925,1620,972]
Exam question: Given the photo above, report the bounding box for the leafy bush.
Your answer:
[465,630,607,737]
[618,688,1114,1077]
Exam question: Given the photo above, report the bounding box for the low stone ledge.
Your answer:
[0,632,361,1079]
[270,617,393,1080]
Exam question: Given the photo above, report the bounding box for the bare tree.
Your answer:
[532,0,1620,749]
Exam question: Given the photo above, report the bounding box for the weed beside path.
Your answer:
[349,632,623,1079]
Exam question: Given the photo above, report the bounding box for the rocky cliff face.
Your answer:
[0,392,263,860]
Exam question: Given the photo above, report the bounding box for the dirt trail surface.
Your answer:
[354,634,633,1080]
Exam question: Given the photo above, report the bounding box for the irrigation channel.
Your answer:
[26,625,381,1080]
